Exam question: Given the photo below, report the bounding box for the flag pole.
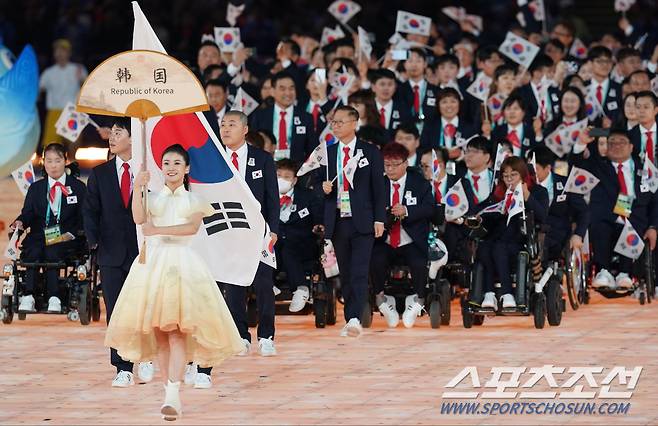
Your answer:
[138,117,148,264]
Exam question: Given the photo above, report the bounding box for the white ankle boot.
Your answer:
[161,380,182,421]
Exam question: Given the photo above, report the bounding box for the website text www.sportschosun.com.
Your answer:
[440,401,631,416]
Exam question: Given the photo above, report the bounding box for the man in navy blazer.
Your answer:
[249,71,317,165]
[572,127,658,289]
[584,46,623,124]
[371,143,434,329]
[321,105,386,337]
[371,69,412,142]
[83,118,144,387]
[531,146,589,261]
[491,92,540,159]
[629,91,658,164]
[396,48,440,124]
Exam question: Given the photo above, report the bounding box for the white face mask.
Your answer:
[278,177,294,194]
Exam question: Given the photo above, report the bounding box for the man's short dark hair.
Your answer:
[617,47,641,62]
[205,78,228,91]
[466,136,491,155]
[335,105,359,120]
[502,90,527,112]
[529,53,554,73]
[280,37,301,57]
[587,45,613,62]
[530,145,556,167]
[408,47,428,62]
[276,158,298,174]
[476,45,500,62]
[370,68,397,84]
[635,90,658,107]
[271,71,295,88]
[393,122,420,139]
[546,38,565,53]
[110,117,131,136]
[436,53,460,68]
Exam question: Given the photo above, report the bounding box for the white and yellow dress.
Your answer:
[104,185,244,367]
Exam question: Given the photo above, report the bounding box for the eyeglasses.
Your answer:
[384,161,406,169]
[330,119,357,127]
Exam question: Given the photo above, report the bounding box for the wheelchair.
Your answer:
[557,245,589,311]
[0,230,101,326]
[461,211,565,329]
[246,230,339,329]
[361,210,452,329]
[585,240,655,305]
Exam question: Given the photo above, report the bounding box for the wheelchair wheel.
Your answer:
[473,315,484,326]
[460,295,473,329]
[429,300,441,329]
[533,292,546,329]
[1,307,13,324]
[313,299,327,328]
[326,277,338,326]
[546,277,563,326]
[565,250,582,311]
[18,312,26,321]
[92,296,101,322]
[361,300,373,328]
[439,279,451,326]
[78,284,92,326]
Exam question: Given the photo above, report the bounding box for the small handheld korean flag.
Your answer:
[330,70,355,104]
[528,0,546,21]
[444,179,470,221]
[214,27,241,52]
[321,26,346,46]
[297,140,328,176]
[641,158,658,193]
[328,0,361,24]
[564,166,600,194]
[493,143,511,175]
[466,73,492,102]
[506,182,525,225]
[585,90,603,121]
[232,87,258,115]
[441,7,466,22]
[499,32,540,69]
[55,102,95,142]
[4,229,20,260]
[395,11,431,37]
[569,38,587,60]
[343,150,363,189]
[651,76,658,97]
[488,93,505,122]
[357,26,372,59]
[479,199,505,215]
[11,160,35,196]
[614,219,644,260]
[260,224,277,268]
[319,124,337,147]
[614,0,636,12]
[544,118,588,157]
[226,2,245,27]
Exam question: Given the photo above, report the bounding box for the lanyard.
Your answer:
[337,144,349,189]
[45,189,62,226]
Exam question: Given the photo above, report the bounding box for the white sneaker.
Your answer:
[18,295,35,312]
[345,318,362,337]
[402,301,423,328]
[593,269,615,288]
[289,286,310,312]
[47,296,61,313]
[615,273,633,289]
[501,293,517,308]
[237,338,251,357]
[339,324,349,337]
[378,295,399,328]
[111,371,134,388]
[481,292,497,310]
[258,337,277,357]
[404,294,415,311]
[193,372,212,389]
[137,361,154,383]
[273,285,281,296]
[184,364,197,385]
[161,380,182,421]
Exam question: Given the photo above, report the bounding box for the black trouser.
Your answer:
[276,237,314,292]
[101,262,134,373]
[477,239,522,295]
[590,221,633,274]
[198,263,275,376]
[370,241,428,299]
[332,217,374,322]
[444,223,470,264]
[22,240,75,299]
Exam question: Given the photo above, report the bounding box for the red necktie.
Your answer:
[564,121,574,126]
[617,163,628,196]
[433,181,442,203]
[278,110,288,150]
[311,104,320,131]
[379,107,386,127]
[444,123,457,140]
[507,129,521,149]
[279,194,292,207]
[342,146,350,191]
[504,192,514,214]
[390,183,401,248]
[472,175,480,205]
[120,163,131,208]
[412,84,420,114]
[646,130,654,164]
[231,152,239,171]
[48,181,68,204]
[596,85,603,105]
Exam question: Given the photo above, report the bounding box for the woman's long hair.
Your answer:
[492,156,535,201]
[162,144,191,190]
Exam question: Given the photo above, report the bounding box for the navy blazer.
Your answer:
[380,99,413,142]
[491,123,539,159]
[395,80,439,122]
[420,118,477,151]
[544,173,590,241]
[18,175,87,248]
[279,186,322,243]
[629,121,658,164]
[518,83,561,123]
[572,147,658,235]
[298,99,329,135]
[244,144,280,235]
[83,158,138,268]
[382,169,434,254]
[585,79,623,123]
[322,139,386,238]
[455,169,495,216]
[249,105,317,165]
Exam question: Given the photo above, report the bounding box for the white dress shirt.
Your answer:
[115,157,136,192]
[229,142,249,180]
[441,117,460,148]
[376,100,393,128]
[47,174,67,215]
[612,158,635,199]
[273,103,294,145]
[507,123,525,157]
[466,169,491,203]
[386,173,412,247]
[641,122,657,157]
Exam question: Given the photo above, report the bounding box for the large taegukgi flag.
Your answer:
[131,1,265,286]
